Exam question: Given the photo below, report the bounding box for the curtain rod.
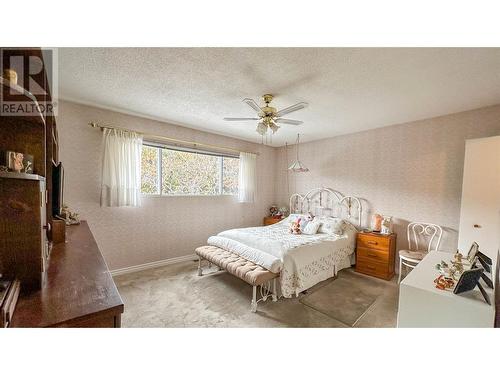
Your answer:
[88,121,259,156]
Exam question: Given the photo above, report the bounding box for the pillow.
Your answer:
[318,217,345,235]
[302,220,321,235]
[342,221,358,234]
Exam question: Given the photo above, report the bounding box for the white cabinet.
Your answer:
[458,136,500,260]
[397,251,495,327]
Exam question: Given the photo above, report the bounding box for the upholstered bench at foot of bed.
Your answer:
[195,245,279,312]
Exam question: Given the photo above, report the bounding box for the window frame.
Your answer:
[141,141,239,198]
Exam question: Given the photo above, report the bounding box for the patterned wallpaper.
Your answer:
[58,100,500,271]
[274,105,500,256]
[57,100,277,270]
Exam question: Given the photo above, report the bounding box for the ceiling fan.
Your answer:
[223,94,308,137]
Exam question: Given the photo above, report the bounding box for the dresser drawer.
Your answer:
[356,258,389,279]
[357,246,390,263]
[357,234,390,251]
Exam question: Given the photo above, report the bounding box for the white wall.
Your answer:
[275,105,500,255]
[58,100,500,271]
[57,100,277,270]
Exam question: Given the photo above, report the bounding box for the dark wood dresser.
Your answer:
[10,221,124,327]
[355,232,396,280]
[0,173,48,292]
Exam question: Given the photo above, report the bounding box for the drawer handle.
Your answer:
[366,265,376,270]
[367,253,379,258]
[367,241,378,245]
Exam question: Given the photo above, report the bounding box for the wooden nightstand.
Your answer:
[355,232,396,280]
[263,216,283,226]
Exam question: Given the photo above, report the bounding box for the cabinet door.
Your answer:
[458,136,500,260]
[0,178,43,291]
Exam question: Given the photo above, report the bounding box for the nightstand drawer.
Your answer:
[357,247,390,263]
[356,258,389,279]
[355,232,396,280]
[263,217,283,226]
[357,234,390,251]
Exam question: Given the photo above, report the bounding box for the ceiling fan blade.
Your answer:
[223,117,259,121]
[275,118,303,125]
[276,102,308,117]
[242,98,263,113]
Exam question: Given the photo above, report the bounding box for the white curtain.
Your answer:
[238,152,256,203]
[101,128,143,207]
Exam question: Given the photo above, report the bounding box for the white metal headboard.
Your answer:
[289,187,363,228]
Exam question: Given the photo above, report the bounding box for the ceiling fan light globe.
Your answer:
[269,123,279,134]
[256,122,267,135]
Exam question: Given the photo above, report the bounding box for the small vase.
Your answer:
[372,214,382,232]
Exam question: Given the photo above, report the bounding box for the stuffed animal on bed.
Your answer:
[289,218,302,235]
[300,212,315,231]
[299,212,314,233]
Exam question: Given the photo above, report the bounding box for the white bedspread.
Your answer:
[207,220,356,297]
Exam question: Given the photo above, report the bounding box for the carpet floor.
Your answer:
[113,260,399,328]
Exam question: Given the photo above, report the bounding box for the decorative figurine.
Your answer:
[289,218,302,235]
[435,260,450,276]
[449,251,465,279]
[3,69,18,85]
[60,204,81,225]
[434,275,455,290]
[5,151,34,173]
[269,205,280,217]
[381,216,393,234]
[278,206,289,218]
[10,152,24,172]
[436,254,466,283]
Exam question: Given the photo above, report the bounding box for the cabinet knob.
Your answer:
[473,224,481,228]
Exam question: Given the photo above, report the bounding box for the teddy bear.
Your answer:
[289,218,302,235]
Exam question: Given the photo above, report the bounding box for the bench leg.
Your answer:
[251,285,257,313]
[197,256,203,276]
[272,278,278,302]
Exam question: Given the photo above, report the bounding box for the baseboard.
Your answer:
[110,254,198,276]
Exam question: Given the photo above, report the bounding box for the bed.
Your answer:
[199,187,363,308]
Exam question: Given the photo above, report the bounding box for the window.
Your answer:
[141,143,239,196]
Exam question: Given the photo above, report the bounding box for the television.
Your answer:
[52,162,64,217]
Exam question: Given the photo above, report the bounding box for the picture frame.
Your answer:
[466,242,479,264]
[471,253,494,288]
[453,267,490,305]
[477,250,492,265]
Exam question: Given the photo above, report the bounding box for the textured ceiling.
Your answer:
[58,48,500,146]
